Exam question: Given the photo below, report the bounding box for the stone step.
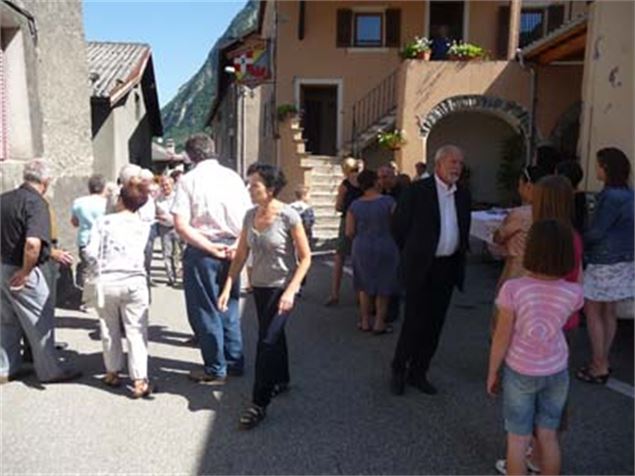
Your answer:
[313,204,338,215]
[315,218,341,229]
[310,176,340,188]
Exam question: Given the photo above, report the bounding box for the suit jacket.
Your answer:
[392,175,471,292]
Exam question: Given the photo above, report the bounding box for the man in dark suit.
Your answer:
[390,145,471,395]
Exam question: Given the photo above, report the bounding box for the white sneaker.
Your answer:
[495,458,541,475]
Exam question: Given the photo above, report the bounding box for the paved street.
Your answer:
[1,252,633,474]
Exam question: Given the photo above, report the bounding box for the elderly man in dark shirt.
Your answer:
[0,159,81,384]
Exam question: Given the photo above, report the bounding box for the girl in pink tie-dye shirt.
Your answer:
[488,219,583,476]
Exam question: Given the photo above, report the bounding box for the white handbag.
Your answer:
[85,226,106,309]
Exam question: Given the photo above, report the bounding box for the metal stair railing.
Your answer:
[350,68,398,157]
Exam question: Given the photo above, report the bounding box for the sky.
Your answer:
[83,1,247,107]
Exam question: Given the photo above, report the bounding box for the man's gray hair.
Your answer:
[23,158,53,184]
[185,133,216,164]
[88,174,106,194]
[118,164,142,185]
[434,145,464,163]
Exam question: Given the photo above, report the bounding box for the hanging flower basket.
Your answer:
[377,129,406,150]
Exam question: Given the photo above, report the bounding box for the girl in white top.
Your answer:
[85,181,152,398]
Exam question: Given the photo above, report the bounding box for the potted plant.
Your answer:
[377,129,406,150]
[447,41,488,61]
[400,36,432,60]
[276,104,299,122]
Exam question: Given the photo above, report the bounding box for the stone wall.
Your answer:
[1,0,93,253]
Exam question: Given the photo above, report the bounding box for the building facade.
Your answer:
[1,0,94,251]
[88,41,163,181]
[208,0,632,241]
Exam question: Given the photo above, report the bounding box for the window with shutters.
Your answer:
[520,4,565,47]
[336,8,401,49]
[497,4,566,57]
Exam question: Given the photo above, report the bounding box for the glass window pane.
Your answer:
[356,14,382,46]
[519,11,544,47]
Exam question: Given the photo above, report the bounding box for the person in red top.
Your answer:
[532,175,583,333]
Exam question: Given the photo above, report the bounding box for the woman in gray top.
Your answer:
[218,163,311,430]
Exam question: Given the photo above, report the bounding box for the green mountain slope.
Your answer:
[160,0,260,150]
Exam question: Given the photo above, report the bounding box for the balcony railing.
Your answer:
[350,68,398,157]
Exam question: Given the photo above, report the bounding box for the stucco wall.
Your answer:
[264,0,544,170]
[275,0,426,151]
[578,0,635,192]
[212,85,262,174]
[395,59,582,176]
[91,101,116,178]
[93,84,154,181]
[1,0,93,253]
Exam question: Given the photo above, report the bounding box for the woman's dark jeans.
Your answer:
[252,287,290,408]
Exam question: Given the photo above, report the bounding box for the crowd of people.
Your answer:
[1,133,633,472]
[324,144,633,475]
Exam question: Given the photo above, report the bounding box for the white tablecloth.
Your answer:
[470,210,507,244]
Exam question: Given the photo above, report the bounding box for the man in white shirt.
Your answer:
[390,145,471,396]
[172,133,251,384]
[156,175,181,286]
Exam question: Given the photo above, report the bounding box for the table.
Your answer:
[470,209,509,258]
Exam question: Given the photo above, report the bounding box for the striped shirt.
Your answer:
[496,276,584,376]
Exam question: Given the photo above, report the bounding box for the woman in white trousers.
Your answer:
[85,179,152,398]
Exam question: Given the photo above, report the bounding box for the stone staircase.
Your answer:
[278,117,342,249]
[301,155,343,247]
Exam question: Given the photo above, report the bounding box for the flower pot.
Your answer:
[416,50,431,61]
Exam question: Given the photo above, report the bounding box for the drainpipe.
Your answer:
[517,49,537,165]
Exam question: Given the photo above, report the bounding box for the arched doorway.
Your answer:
[427,111,522,206]
[419,95,532,206]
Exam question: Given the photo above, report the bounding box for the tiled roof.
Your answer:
[87,42,151,103]
[521,14,588,58]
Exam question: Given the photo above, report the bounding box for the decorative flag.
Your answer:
[226,38,271,89]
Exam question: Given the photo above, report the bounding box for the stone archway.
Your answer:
[417,94,532,142]
[418,95,535,206]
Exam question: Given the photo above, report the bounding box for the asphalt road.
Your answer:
[1,253,633,474]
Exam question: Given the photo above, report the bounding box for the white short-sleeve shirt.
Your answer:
[171,159,251,244]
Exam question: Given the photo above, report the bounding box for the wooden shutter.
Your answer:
[497,6,510,60]
[547,4,565,33]
[336,9,352,48]
[385,9,401,47]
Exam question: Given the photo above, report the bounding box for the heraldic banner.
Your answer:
[226,38,272,89]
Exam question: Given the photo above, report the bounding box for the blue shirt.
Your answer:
[585,187,634,264]
[72,194,107,247]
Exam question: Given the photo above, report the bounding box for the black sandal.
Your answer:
[576,366,609,385]
[271,383,289,398]
[239,405,266,430]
